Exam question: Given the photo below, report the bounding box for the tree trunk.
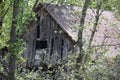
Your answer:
[8,0,19,80]
[77,0,91,63]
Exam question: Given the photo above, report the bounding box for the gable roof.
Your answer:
[35,3,120,57]
[35,3,80,41]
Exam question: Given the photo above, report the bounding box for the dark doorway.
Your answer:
[36,40,47,49]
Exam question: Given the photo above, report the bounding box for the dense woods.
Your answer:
[0,0,120,80]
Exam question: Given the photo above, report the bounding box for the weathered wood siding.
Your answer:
[24,8,74,67]
[36,8,73,59]
[22,21,37,67]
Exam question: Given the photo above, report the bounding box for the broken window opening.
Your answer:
[37,16,40,20]
[61,39,64,58]
[50,38,54,56]
[36,40,47,49]
[37,25,40,38]
[37,16,40,38]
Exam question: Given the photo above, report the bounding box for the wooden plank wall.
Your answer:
[22,20,37,67]
[37,9,74,65]
[23,8,74,68]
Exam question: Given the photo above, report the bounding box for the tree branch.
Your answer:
[92,43,120,47]
[88,0,102,48]
[32,0,39,12]
[0,2,10,29]
[1,6,10,20]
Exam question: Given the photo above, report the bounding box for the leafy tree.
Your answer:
[0,0,36,79]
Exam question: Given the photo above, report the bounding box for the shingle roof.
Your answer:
[35,3,80,41]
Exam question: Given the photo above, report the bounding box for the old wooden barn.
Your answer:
[23,3,120,68]
[23,3,78,68]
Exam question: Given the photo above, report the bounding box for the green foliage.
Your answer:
[0,0,120,80]
[116,0,120,13]
[16,69,43,80]
[0,0,10,18]
[0,0,36,79]
[89,0,120,14]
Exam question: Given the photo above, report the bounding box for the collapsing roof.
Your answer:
[35,3,120,57]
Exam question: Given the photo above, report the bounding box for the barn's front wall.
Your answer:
[23,8,74,68]
[35,8,74,66]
